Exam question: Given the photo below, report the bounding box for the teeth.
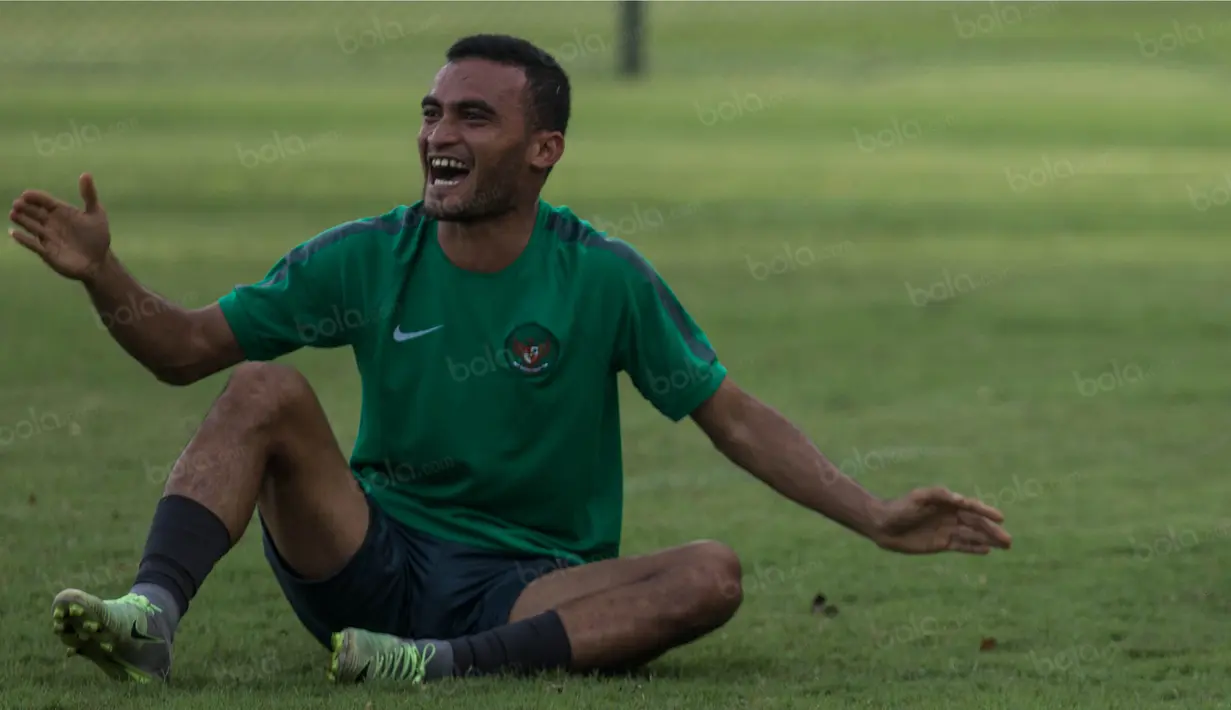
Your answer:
[430,157,468,170]
[433,178,459,186]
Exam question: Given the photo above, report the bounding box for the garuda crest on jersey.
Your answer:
[504,322,559,375]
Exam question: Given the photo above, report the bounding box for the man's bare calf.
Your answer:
[510,541,744,671]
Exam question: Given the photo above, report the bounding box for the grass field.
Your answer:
[3,1,1231,708]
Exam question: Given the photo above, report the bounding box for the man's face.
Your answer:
[419,59,545,222]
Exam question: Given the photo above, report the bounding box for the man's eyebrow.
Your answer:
[455,99,497,114]
[419,96,497,114]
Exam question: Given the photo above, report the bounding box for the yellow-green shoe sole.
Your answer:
[327,631,345,683]
[51,589,155,683]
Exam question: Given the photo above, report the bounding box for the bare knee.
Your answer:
[672,540,743,628]
[218,362,315,429]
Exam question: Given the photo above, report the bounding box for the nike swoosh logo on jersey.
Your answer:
[393,324,443,342]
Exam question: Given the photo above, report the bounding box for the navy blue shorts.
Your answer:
[261,496,578,648]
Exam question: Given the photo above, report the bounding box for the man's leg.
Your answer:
[52,362,370,682]
[508,541,744,671]
[329,540,742,681]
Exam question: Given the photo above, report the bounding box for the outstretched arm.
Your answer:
[600,234,1009,554]
[9,175,242,385]
[690,377,889,538]
[690,377,1012,554]
[11,174,369,386]
[83,255,243,385]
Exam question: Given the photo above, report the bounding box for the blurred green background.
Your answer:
[2,2,1231,708]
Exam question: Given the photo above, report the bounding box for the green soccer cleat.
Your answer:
[51,589,172,683]
[327,628,436,684]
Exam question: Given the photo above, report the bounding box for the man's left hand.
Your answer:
[869,487,1012,555]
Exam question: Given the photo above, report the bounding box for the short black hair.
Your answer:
[446,34,571,136]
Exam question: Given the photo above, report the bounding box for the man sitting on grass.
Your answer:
[7,34,1011,685]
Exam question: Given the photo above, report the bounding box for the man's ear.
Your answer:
[528,131,564,172]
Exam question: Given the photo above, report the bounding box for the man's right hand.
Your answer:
[9,173,113,283]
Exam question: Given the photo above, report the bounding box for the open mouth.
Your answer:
[428,157,472,188]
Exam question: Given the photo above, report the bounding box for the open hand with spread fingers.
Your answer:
[9,173,112,282]
[870,486,1012,555]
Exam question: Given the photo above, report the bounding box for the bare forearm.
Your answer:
[82,252,212,384]
[711,398,886,539]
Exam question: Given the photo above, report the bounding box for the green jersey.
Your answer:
[217,200,726,564]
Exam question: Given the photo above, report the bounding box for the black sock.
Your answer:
[448,611,573,677]
[131,494,233,615]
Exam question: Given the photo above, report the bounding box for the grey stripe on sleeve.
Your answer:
[546,210,716,363]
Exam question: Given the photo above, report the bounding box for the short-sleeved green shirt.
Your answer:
[218,200,726,564]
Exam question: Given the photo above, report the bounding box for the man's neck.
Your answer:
[436,201,540,274]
